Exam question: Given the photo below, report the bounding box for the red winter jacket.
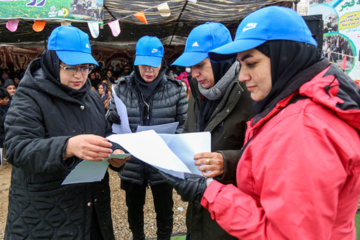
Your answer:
[201,63,360,239]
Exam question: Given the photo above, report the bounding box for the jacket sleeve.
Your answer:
[200,106,358,239]
[175,86,188,134]
[215,149,241,185]
[182,95,196,133]
[4,90,75,173]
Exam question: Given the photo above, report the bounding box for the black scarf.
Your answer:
[40,50,90,100]
[253,41,322,115]
[133,58,167,103]
[199,58,236,131]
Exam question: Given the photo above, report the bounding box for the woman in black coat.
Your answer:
[4,25,129,240]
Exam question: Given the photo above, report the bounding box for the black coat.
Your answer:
[4,59,116,240]
[106,71,188,185]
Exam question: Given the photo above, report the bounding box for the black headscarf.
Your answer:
[40,50,90,100]
[199,57,236,131]
[133,58,167,103]
[253,40,322,114]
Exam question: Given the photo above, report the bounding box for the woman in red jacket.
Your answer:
[160,6,360,240]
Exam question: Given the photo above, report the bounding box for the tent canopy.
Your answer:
[0,0,297,48]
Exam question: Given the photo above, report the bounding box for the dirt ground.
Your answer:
[0,162,187,239]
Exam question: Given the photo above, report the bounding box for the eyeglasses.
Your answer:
[60,65,94,74]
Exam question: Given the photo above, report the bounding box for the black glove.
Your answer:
[159,171,207,203]
[107,110,121,125]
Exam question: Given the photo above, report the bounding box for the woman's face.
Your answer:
[237,49,272,102]
[98,84,104,94]
[107,71,112,78]
[90,73,96,79]
[138,64,161,82]
[59,63,89,90]
[6,85,16,97]
[191,58,215,89]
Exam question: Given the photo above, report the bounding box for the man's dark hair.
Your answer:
[0,87,10,99]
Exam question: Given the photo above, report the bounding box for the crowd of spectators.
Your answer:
[322,35,354,65]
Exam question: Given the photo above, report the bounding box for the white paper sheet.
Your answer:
[137,122,179,134]
[62,154,131,185]
[62,130,211,184]
[107,130,211,178]
[112,85,131,134]
[62,159,110,185]
[158,132,210,176]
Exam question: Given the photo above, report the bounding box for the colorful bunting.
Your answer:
[157,3,171,17]
[6,19,20,32]
[32,20,46,32]
[133,11,148,24]
[108,20,121,37]
[88,21,100,38]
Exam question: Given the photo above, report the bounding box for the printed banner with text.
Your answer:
[0,0,103,22]
[310,0,360,80]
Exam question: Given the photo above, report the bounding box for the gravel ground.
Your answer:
[0,163,187,239]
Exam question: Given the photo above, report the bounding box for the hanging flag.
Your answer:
[133,11,148,24]
[188,0,197,3]
[157,3,171,17]
[6,19,20,32]
[341,55,347,70]
[32,20,46,32]
[88,21,100,38]
[108,20,121,37]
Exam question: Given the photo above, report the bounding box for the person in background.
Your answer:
[107,65,114,72]
[160,6,360,239]
[0,87,9,148]
[104,87,112,110]
[105,69,115,85]
[180,80,190,98]
[170,22,253,240]
[3,79,16,112]
[175,67,190,89]
[3,79,16,99]
[168,69,175,78]
[119,66,131,77]
[3,25,130,240]
[100,68,107,79]
[13,76,20,87]
[97,82,109,109]
[89,71,101,89]
[113,63,123,79]
[106,36,188,240]
[1,70,9,82]
[96,72,101,80]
